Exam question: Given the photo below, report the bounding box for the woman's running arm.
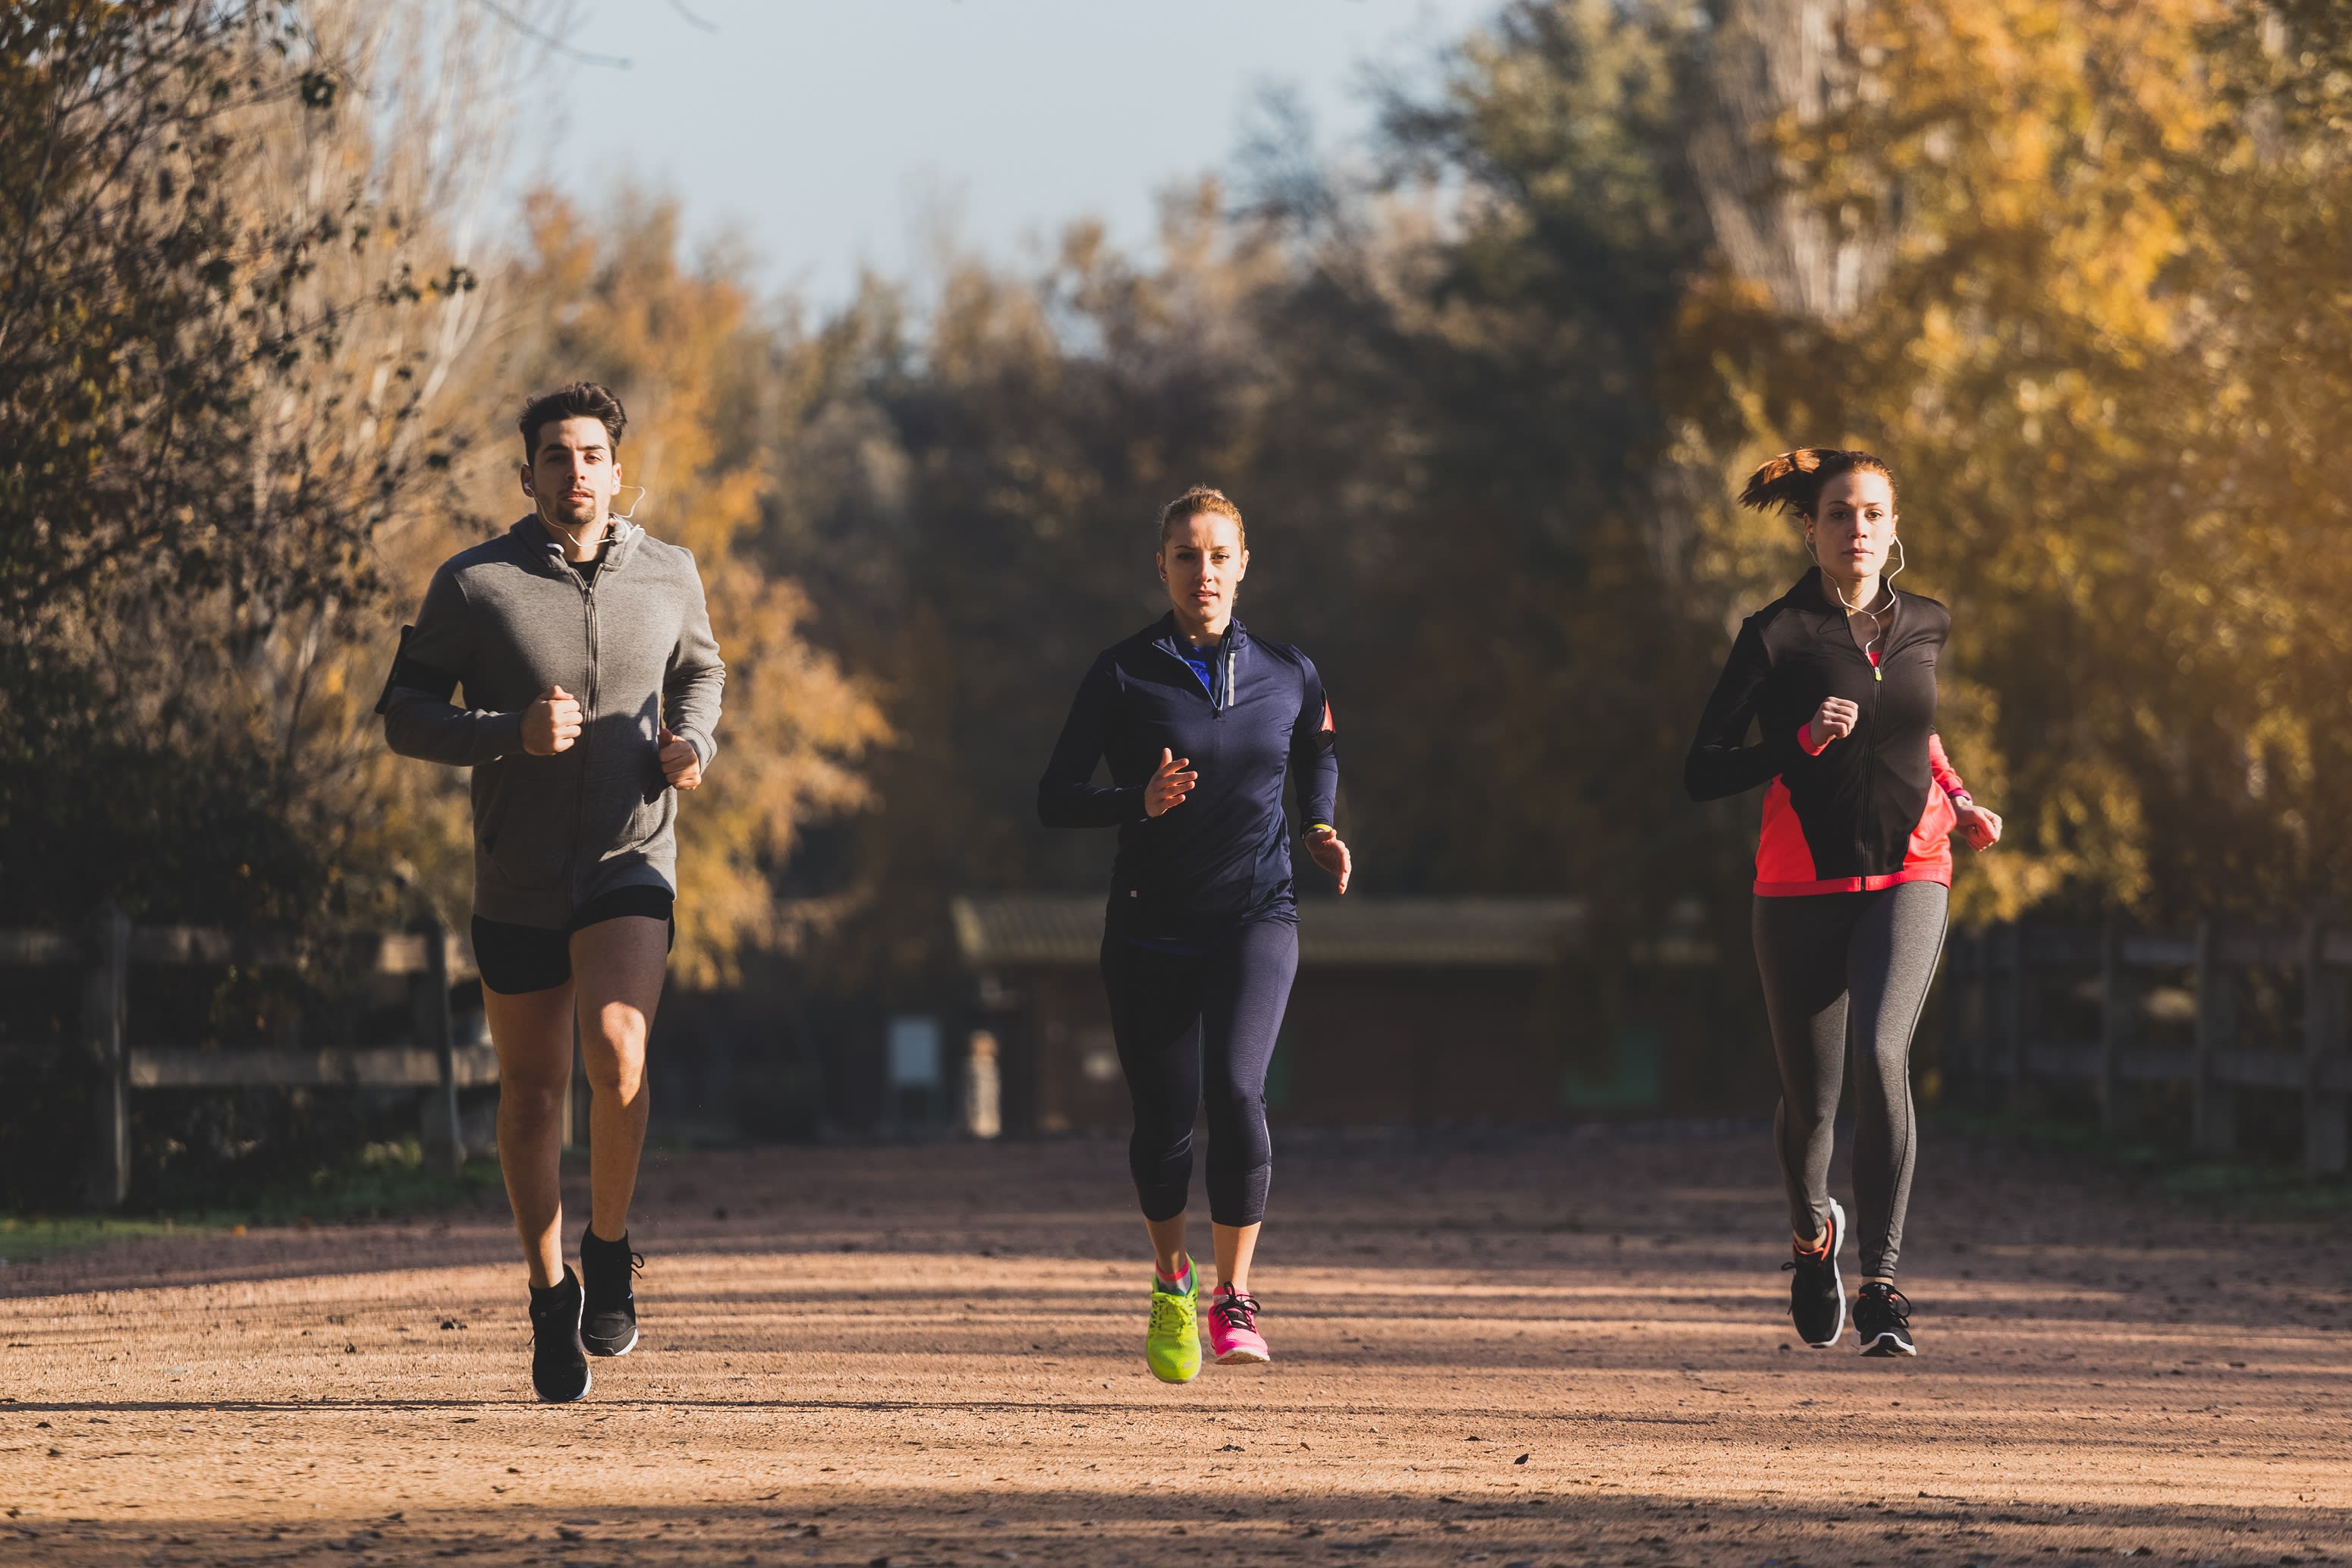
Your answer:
[379,565,528,765]
[1037,655,1148,828]
[1290,664,1339,835]
[1684,617,1793,801]
[1930,731,2003,849]
[1927,732,1968,803]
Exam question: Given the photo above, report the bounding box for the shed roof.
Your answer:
[951,894,1593,969]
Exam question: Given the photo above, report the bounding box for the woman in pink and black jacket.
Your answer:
[1687,448,2006,1359]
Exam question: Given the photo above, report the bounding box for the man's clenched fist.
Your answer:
[524,686,583,755]
[659,724,703,790]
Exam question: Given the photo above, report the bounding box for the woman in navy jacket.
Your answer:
[1039,485,1350,1383]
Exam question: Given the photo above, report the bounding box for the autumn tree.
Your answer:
[0,0,536,928]
[1685,0,2352,922]
[0,0,563,1202]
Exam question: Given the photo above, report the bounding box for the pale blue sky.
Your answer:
[520,0,1503,306]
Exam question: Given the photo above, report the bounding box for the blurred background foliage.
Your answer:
[7,0,2352,1082]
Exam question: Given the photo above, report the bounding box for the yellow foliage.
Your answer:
[1676,0,2352,923]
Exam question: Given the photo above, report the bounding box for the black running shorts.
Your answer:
[471,887,675,996]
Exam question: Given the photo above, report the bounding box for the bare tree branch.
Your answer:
[470,0,629,69]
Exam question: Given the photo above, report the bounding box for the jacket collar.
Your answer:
[1788,567,1900,624]
[1152,613,1246,712]
[1788,567,1909,665]
[1786,569,1838,615]
[1152,610,1247,646]
[510,514,645,577]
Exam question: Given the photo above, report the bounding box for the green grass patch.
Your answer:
[0,1214,187,1264]
[2,1139,506,1263]
[1929,1106,2352,1214]
[2152,1159,2352,1214]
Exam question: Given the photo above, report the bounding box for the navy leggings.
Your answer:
[1099,916,1299,1228]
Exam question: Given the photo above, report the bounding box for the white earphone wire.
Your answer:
[531,486,647,555]
[1809,527,1901,665]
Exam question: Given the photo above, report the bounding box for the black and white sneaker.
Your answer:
[579,1228,643,1357]
[528,1267,592,1402]
[1854,1281,1916,1356]
[1781,1198,1847,1347]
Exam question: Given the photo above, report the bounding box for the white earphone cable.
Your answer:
[1810,530,1902,665]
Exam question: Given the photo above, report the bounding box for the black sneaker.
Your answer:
[579,1228,643,1357]
[1781,1198,1847,1347]
[528,1267,592,1402]
[1855,1281,1916,1357]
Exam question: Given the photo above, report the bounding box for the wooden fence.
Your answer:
[0,907,494,1206]
[1942,921,2352,1176]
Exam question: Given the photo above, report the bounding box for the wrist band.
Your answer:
[1304,822,1335,837]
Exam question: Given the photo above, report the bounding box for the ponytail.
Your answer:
[1737,447,1897,519]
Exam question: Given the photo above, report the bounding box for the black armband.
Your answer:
[373,626,461,714]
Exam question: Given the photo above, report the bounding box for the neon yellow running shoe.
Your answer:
[1146,1261,1201,1384]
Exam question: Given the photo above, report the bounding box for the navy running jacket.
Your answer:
[1039,614,1338,931]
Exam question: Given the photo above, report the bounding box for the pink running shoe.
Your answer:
[1205,1284,1270,1364]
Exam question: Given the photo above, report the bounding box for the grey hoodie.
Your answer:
[380,516,725,928]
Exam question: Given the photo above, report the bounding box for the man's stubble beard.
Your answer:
[541,495,605,529]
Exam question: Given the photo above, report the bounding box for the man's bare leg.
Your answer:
[483,980,577,1289]
[571,915,667,1243]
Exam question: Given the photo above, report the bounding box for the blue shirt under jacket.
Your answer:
[1038,614,1339,932]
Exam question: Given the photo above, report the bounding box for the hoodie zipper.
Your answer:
[556,539,608,903]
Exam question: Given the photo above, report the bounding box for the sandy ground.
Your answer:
[0,1125,2344,1567]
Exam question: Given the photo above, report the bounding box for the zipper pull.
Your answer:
[1874,665,1882,683]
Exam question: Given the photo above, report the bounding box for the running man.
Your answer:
[380,382,722,1401]
[1038,485,1351,1383]
[1684,448,2002,1357]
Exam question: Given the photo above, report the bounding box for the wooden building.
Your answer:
[951,894,1729,1133]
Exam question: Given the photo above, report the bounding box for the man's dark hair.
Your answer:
[517,382,627,461]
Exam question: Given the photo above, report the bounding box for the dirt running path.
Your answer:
[0,1127,2345,1566]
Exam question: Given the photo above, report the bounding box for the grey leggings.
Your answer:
[1752,881,1948,1280]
